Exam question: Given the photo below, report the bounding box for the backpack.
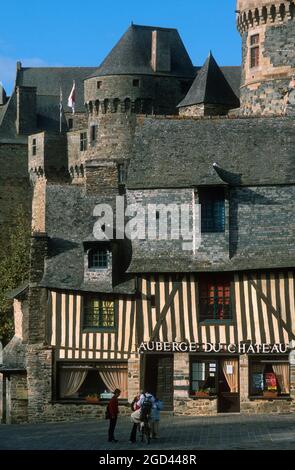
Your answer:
[140,395,153,421]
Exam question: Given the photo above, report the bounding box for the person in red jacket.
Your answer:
[108,389,121,443]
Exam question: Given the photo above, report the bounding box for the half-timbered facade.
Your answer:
[1,1,295,424]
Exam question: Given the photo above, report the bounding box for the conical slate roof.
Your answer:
[90,24,195,78]
[178,52,239,108]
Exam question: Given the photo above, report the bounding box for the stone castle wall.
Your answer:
[0,144,31,248]
[238,1,295,114]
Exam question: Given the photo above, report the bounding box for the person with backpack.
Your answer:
[151,396,164,439]
[107,389,121,443]
[129,391,155,444]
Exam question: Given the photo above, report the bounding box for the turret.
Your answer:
[84,24,195,118]
[236,0,295,115]
[177,52,239,117]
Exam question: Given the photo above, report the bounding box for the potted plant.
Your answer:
[85,394,100,404]
[195,388,210,398]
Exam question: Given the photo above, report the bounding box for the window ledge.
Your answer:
[87,268,109,272]
[82,329,117,333]
[189,395,217,401]
[249,396,292,401]
[199,320,234,326]
[51,400,129,406]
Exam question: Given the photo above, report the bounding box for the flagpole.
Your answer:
[59,85,63,133]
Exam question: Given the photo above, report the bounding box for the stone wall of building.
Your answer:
[28,132,68,179]
[9,374,28,424]
[237,2,295,115]
[26,344,130,423]
[179,104,232,117]
[84,75,192,116]
[0,143,31,247]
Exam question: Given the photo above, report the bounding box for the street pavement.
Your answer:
[0,413,294,450]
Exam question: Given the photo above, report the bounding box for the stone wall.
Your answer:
[0,143,31,247]
[179,104,232,117]
[25,344,130,423]
[84,75,192,116]
[28,132,68,179]
[9,374,28,424]
[238,11,295,114]
[85,161,119,195]
[28,234,48,344]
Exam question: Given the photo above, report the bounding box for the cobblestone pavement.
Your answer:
[0,413,294,450]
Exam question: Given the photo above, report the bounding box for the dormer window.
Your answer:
[199,188,225,233]
[88,248,109,269]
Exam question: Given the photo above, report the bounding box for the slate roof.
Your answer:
[127,116,295,188]
[220,66,241,99]
[90,24,195,78]
[178,52,240,108]
[40,184,135,294]
[17,66,96,113]
[0,66,95,142]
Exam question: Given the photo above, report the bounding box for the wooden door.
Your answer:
[156,355,174,411]
[217,358,240,413]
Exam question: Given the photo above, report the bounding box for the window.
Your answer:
[133,79,140,87]
[118,163,126,184]
[84,298,115,330]
[199,275,232,321]
[97,81,102,89]
[32,138,37,156]
[249,356,290,397]
[68,118,73,130]
[89,248,109,269]
[90,125,97,143]
[250,34,260,68]
[190,359,217,396]
[80,132,87,151]
[199,188,225,233]
[58,362,128,401]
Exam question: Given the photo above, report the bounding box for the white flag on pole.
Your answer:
[67,81,76,114]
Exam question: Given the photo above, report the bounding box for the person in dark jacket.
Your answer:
[108,389,121,442]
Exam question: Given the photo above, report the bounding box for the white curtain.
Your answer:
[222,359,239,393]
[99,366,128,399]
[60,370,88,398]
[272,364,290,394]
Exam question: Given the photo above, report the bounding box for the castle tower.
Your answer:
[237,0,295,115]
[80,24,195,192]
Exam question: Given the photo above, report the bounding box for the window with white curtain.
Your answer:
[58,362,128,401]
[249,356,290,397]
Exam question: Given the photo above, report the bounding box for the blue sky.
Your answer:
[0,0,241,94]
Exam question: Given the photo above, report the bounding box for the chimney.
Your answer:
[16,86,37,135]
[0,82,7,105]
[151,30,171,73]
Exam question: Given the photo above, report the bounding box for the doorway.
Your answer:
[144,354,174,411]
[217,358,240,413]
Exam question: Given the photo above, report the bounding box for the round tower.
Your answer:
[237,0,295,115]
[83,24,194,164]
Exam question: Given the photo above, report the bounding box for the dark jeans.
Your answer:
[108,417,117,441]
[130,423,138,442]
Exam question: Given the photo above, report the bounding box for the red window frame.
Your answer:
[199,275,232,321]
